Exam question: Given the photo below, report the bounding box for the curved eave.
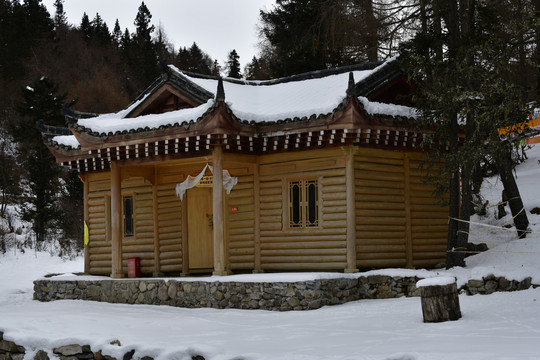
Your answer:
[44,141,92,163]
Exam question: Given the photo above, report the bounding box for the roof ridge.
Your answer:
[170,61,384,87]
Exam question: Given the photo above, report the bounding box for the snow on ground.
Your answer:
[1,145,540,359]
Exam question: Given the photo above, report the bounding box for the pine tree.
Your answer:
[244,56,270,80]
[226,49,241,79]
[53,0,67,30]
[12,76,69,246]
[112,19,122,46]
[80,12,91,42]
[91,13,111,46]
[132,1,158,85]
[402,0,536,266]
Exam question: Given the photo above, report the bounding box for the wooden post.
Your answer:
[253,161,262,273]
[152,166,161,276]
[181,190,188,275]
[110,160,124,278]
[417,277,461,323]
[404,154,413,267]
[345,146,358,273]
[81,174,90,274]
[212,146,228,275]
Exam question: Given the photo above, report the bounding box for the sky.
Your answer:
[41,0,276,68]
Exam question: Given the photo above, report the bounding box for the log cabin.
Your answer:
[43,58,449,278]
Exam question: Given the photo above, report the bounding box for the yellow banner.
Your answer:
[84,221,89,246]
[498,115,540,136]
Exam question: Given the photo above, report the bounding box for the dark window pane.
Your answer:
[290,181,301,227]
[306,181,318,226]
[124,196,134,236]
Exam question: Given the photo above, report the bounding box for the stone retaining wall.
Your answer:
[33,274,535,311]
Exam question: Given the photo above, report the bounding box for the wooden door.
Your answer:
[187,187,213,270]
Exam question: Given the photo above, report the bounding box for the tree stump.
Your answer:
[417,277,461,323]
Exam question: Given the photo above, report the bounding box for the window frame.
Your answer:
[122,194,135,238]
[282,177,322,231]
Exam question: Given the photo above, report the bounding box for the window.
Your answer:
[288,180,319,228]
[123,195,134,237]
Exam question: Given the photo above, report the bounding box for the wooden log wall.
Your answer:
[87,172,112,275]
[408,157,447,267]
[154,163,189,274]
[258,149,347,271]
[86,166,186,276]
[226,170,256,270]
[121,177,155,274]
[354,148,447,269]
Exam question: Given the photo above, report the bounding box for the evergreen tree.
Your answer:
[12,76,69,246]
[402,0,536,266]
[258,0,388,77]
[79,12,91,42]
[132,1,158,84]
[211,59,221,76]
[112,19,122,46]
[174,42,215,75]
[244,56,271,80]
[226,49,242,78]
[91,13,111,46]
[53,0,67,30]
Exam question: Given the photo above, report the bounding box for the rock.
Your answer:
[498,277,511,290]
[167,283,177,299]
[192,356,205,360]
[123,349,135,360]
[485,280,498,294]
[0,340,25,353]
[95,350,117,360]
[33,350,49,360]
[53,344,83,356]
[467,279,484,288]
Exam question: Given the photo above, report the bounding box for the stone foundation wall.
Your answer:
[34,275,422,311]
[33,274,535,311]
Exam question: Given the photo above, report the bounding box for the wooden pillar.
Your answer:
[152,166,162,276]
[253,161,262,273]
[181,192,188,275]
[345,145,359,273]
[212,146,228,275]
[110,160,124,278]
[81,174,90,274]
[404,154,413,267]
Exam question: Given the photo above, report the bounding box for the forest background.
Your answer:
[0,0,539,268]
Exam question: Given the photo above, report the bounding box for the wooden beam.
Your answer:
[212,145,228,275]
[110,160,124,278]
[345,145,359,273]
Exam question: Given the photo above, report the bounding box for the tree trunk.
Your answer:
[534,0,540,98]
[498,154,529,238]
[446,110,460,269]
[455,165,472,266]
[419,282,462,323]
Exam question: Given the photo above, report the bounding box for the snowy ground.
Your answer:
[1,146,540,360]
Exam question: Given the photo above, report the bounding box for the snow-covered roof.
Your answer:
[177,66,376,123]
[72,58,414,136]
[51,135,80,149]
